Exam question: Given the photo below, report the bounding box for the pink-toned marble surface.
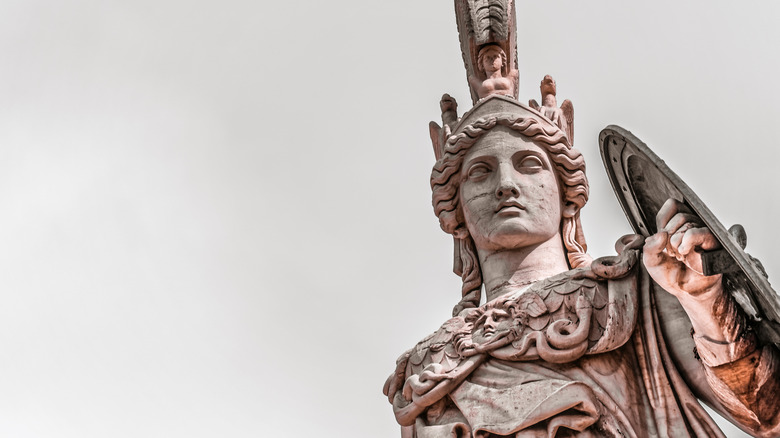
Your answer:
[384,1,779,436]
[384,94,780,437]
[468,45,519,100]
[529,75,574,146]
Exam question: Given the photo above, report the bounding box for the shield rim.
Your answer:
[598,124,780,324]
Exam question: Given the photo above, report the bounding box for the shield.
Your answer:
[599,125,780,343]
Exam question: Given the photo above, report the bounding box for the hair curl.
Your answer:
[431,115,591,316]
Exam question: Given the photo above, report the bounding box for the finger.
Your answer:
[662,212,702,235]
[656,198,691,231]
[656,198,680,231]
[643,231,671,267]
[678,227,721,256]
[668,226,692,254]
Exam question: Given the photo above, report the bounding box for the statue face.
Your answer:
[481,48,503,73]
[459,126,563,252]
[474,308,513,342]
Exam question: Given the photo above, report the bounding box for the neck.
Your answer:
[477,234,570,302]
[542,94,557,107]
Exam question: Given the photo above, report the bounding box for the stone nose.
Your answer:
[495,166,520,198]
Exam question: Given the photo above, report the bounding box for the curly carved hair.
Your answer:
[431,115,591,316]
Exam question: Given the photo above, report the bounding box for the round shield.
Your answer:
[599,125,780,340]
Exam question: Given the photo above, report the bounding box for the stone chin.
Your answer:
[473,219,562,253]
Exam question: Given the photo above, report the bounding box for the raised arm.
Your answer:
[643,198,780,436]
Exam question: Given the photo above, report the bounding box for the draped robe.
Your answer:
[385,236,780,437]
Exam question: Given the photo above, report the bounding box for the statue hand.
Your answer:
[643,199,723,301]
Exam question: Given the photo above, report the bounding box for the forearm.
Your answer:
[689,286,780,435]
[642,200,780,433]
[676,278,733,343]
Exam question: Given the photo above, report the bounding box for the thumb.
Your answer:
[643,231,670,268]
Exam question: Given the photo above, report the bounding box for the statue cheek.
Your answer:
[531,181,562,209]
[461,189,494,216]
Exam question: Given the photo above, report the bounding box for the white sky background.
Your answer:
[0,0,778,436]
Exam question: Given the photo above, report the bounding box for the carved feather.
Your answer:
[560,99,574,145]
[454,0,517,103]
[469,0,509,44]
[429,121,442,160]
[407,317,467,374]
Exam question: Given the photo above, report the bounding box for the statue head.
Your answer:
[430,96,589,315]
[440,93,457,113]
[476,45,507,76]
[469,304,517,347]
[540,74,557,97]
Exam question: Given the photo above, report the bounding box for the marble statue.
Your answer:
[429,94,460,162]
[383,1,780,437]
[468,45,519,100]
[529,75,574,146]
[454,0,519,103]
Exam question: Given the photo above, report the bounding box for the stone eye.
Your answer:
[517,156,543,169]
[467,164,490,180]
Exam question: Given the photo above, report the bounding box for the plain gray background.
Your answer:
[1,0,777,436]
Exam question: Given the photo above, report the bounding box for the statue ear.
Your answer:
[453,226,469,239]
[562,201,579,219]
